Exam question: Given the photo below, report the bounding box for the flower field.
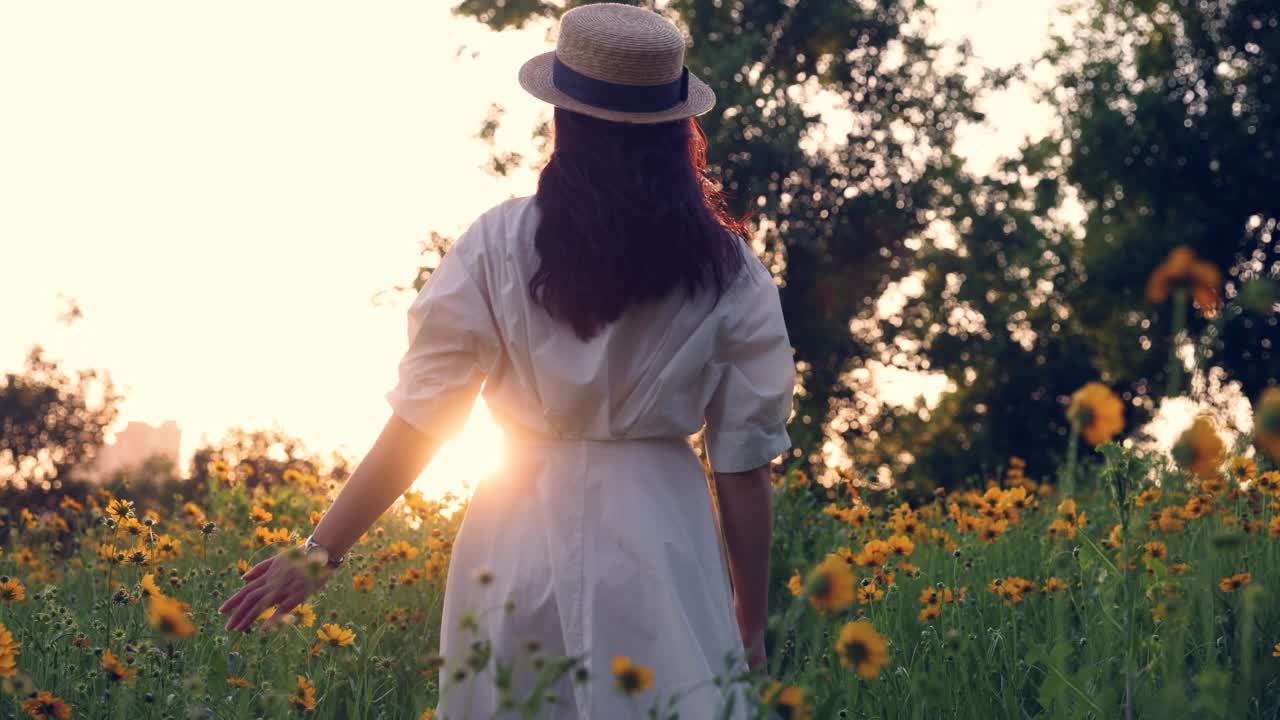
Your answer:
[3,247,1280,719]
[4,422,1280,718]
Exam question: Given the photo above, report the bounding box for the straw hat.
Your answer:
[518,3,715,124]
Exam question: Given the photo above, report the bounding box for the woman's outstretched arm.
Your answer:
[713,463,773,672]
[219,412,440,632]
[306,412,442,561]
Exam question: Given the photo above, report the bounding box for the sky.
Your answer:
[0,0,1069,499]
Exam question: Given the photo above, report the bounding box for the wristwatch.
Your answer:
[302,534,345,569]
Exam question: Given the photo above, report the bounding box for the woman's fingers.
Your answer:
[240,556,275,582]
[218,576,263,614]
[223,587,265,631]
[260,589,306,631]
[229,575,302,632]
[225,580,286,633]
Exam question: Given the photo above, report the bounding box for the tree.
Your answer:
[1050,0,1279,404]
[440,0,989,469]
[866,149,1102,490]
[861,0,1280,490]
[188,427,351,493]
[0,345,121,491]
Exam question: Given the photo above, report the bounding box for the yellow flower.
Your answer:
[1255,387,1280,463]
[918,603,942,622]
[148,593,198,639]
[919,587,943,606]
[419,710,435,720]
[0,577,26,602]
[886,505,922,536]
[119,516,145,538]
[1273,643,1280,658]
[316,623,356,647]
[1151,603,1168,623]
[139,573,162,598]
[1218,573,1251,592]
[988,576,1037,605]
[386,541,419,561]
[249,505,273,525]
[123,544,151,567]
[804,553,856,614]
[20,690,73,720]
[854,540,891,568]
[825,503,871,528]
[288,674,317,711]
[1172,416,1225,480]
[1102,523,1124,549]
[886,534,915,557]
[105,498,135,521]
[295,602,317,628]
[253,526,292,547]
[857,581,885,605]
[611,655,654,696]
[102,648,137,683]
[227,676,256,688]
[787,570,803,597]
[835,620,890,680]
[1041,577,1069,595]
[1258,471,1280,496]
[997,486,1034,515]
[761,682,811,720]
[1142,542,1168,561]
[154,534,181,556]
[1068,382,1125,446]
[977,517,1008,544]
[1157,506,1187,534]
[0,622,22,678]
[1228,456,1257,482]
[1046,518,1076,540]
[1134,487,1162,507]
[1146,245,1222,315]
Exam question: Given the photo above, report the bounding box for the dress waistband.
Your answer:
[501,424,691,447]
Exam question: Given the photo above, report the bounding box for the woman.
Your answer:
[218,3,795,717]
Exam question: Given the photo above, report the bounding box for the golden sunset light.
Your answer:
[3,1,1277,718]
[1,0,1065,498]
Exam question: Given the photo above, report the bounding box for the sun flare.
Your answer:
[410,399,505,504]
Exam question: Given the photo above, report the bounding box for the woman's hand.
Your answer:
[218,546,333,633]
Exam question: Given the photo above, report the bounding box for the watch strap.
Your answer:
[303,534,344,568]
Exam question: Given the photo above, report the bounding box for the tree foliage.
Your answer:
[446,0,989,466]
[1052,0,1280,400]
[867,0,1280,490]
[433,0,1279,490]
[0,345,121,491]
[188,427,351,493]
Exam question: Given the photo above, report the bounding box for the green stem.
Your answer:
[1165,286,1189,399]
[1063,423,1080,497]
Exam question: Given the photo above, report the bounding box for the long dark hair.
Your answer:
[529,107,750,341]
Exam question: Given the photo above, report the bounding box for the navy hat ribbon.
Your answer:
[551,56,689,113]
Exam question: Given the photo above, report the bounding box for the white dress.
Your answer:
[386,195,796,719]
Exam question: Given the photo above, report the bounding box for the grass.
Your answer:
[1,437,1278,719]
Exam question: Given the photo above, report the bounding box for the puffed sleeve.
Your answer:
[703,256,796,473]
[385,224,501,442]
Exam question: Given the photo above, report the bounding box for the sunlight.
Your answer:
[409,398,505,503]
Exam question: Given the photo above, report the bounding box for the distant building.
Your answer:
[82,420,181,483]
